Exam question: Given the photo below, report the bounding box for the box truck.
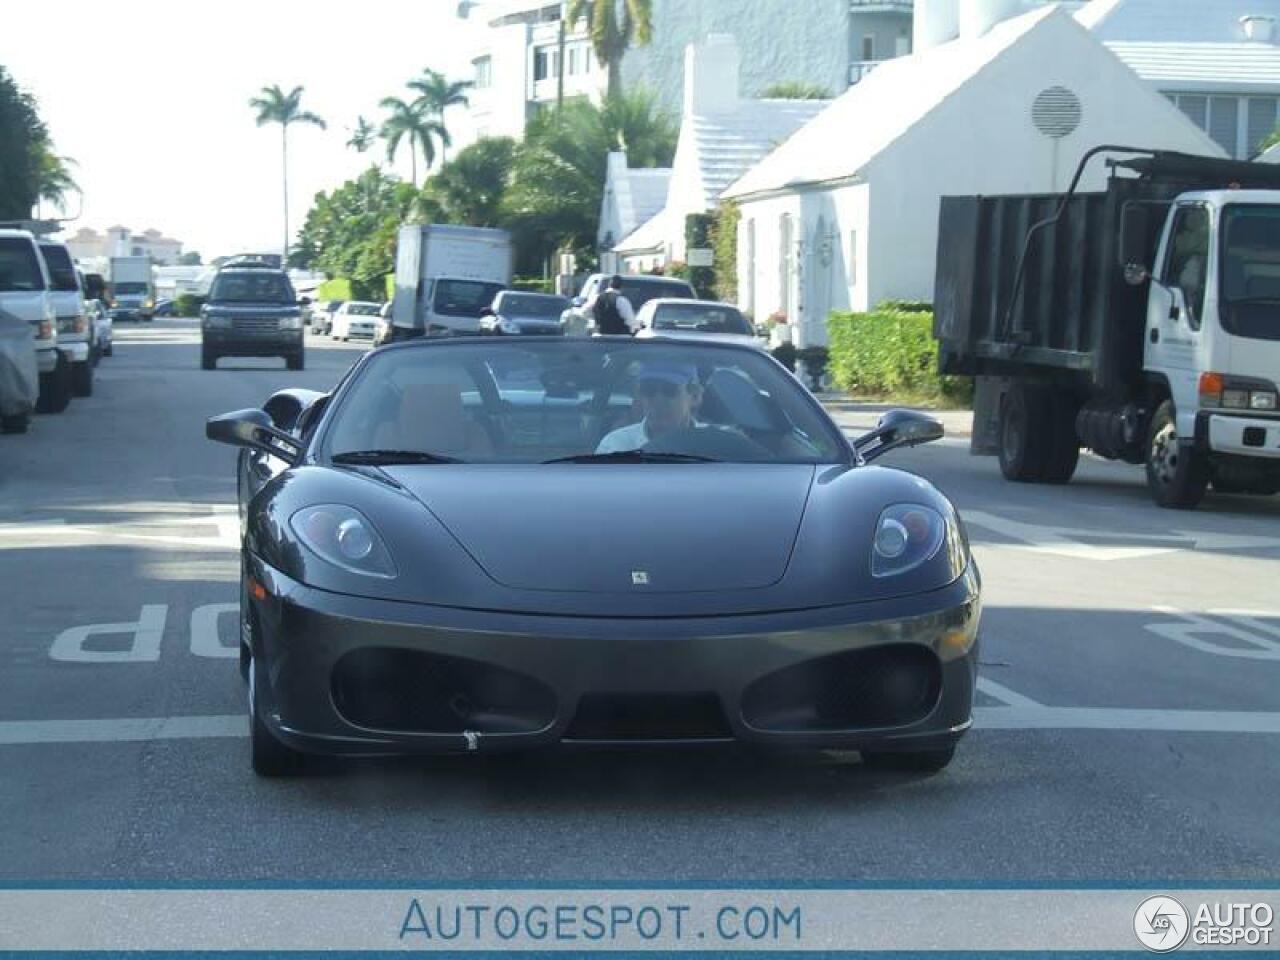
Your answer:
[934,146,1280,509]
[108,255,155,322]
[388,224,513,339]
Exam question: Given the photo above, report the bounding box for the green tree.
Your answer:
[379,96,446,188]
[34,147,79,217]
[248,84,326,260]
[503,91,674,265]
[760,81,832,100]
[419,136,516,226]
[566,0,654,100]
[0,65,47,220]
[407,70,472,164]
[346,115,377,154]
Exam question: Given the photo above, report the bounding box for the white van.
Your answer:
[39,241,93,396]
[0,230,66,431]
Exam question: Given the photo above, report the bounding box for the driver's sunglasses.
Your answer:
[636,379,686,399]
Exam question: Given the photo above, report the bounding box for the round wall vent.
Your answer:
[1032,85,1083,139]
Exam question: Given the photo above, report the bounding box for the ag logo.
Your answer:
[1134,896,1190,952]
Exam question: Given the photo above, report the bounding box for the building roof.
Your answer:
[724,6,1057,200]
[609,165,672,246]
[1103,41,1280,89]
[1077,0,1280,43]
[691,99,829,207]
[615,208,675,256]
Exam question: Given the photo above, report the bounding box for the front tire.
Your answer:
[1145,399,1208,509]
[286,352,304,371]
[862,745,956,773]
[998,382,1051,482]
[1,414,29,434]
[201,348,217,371]
[36,354,72,414]
[72,360,93,398]
[248,657,303,777]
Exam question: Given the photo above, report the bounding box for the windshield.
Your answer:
[433,279,505,318]
[324,340,845,464]
[497,293,569,317]
[346,303,380,316]
[620,279,696,308]
[1221,204,1280,341]
[0,237,44,292]
[208,271,295,304]
[38,245,79,293]
[652,302,752,335]
[113,282,148,295]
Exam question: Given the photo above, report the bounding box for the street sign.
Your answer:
[688,248,714,267]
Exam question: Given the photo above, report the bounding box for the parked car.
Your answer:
[0,229,67,423]
[633,299,765,350]
[200,265,305,371]
[330,301,382,341]
[561,274,698,335]
[311,299,344,336]
[206,337,976,775]
[481,291,570,335]
[38,241,94,397]
[86,299,113,361]
[152,298,175,317]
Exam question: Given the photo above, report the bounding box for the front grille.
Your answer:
[565,693,732,740]
[231,317,280,334]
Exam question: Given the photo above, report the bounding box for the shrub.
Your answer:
[827,307,971,405]
[797,346,830,386]
[771,341,797,372]
[710,201,739,304]
[174,294,205,317]
[510,275,555,294]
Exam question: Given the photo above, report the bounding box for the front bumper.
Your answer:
[109,308,149,321]
[248,558,981,757]
[58,337,90,364]
[1196,411,1280,460]
[204,328,303,356]
[35,344,58,374]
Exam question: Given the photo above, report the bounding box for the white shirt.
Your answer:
[596,418,705,453]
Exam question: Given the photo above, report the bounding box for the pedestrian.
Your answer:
[588,275,636,336]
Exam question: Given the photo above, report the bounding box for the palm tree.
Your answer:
[346,115,377,154]
[566,0,653,100]
[34,148,79,218]
[408,70,472,165]
[379,96,446,187]
[248,84,326,259]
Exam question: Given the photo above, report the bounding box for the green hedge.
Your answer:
[510,275,555,294]
[174,293,205,317]
[828,307,971,404]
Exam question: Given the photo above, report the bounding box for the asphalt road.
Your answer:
[1,319,1277,884]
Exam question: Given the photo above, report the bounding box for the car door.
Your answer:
[1146,203,1209,418]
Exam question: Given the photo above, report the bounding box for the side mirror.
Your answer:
[571,296,585,307]
[1120,203,1151,286]
[206,408,301,465]
[297,296,312,306]
[480,306,495,317]
[853,409,944,462]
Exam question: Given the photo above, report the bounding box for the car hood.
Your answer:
[205,303,298,316]
[383,464,815,594]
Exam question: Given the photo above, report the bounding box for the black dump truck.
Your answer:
[933,146,1280,508]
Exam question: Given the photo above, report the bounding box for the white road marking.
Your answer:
[48,605,168,663]
[976,677,1043,708]
[2,706,1280,746]
[0,505,237,552]
[189,604,240,660]
[1146,606,1280,661]
[964,511,1280,561]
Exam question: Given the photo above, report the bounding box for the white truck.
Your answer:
[388,224,513,340]
[935,147,1280,508]
[108,255,155,322]
[0,229,69,430]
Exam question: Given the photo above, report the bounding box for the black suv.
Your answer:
[201,266,305,370]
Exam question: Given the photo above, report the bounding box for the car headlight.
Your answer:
[290,505,397,579]
[204,315,229,328]
[498,318,522,335]
[144,299,154,309]
[872,504,949,578]
[279,316,302,330]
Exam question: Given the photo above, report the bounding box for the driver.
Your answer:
[596,360,704,453]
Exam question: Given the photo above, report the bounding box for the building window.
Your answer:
[861,34,875,62]
[1170,92,1280,159]
[1248,97,1278,156]
[534,47,554,82]
[473,56,492,89]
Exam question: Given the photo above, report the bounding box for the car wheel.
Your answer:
[862,745,956,773]
[248,657,303,777]
[36,354,73,414]
[1041,390,1080,485]
[1,414,29,434]
[1145,399,1208,509]
[103,340,113,358]
[286,352,304,371]
[72,360,93,398]
[997,382,1050,482]
[201,349,217,371]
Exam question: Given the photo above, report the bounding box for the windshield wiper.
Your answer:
[543,450,719,464]
[332,449,465,465]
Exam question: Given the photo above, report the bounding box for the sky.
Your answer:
[0,0,476,259]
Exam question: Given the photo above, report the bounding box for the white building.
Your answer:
[1083,0,1280,159]
[64,225,185,265]
[597,151,672,273]
[457,0,912,145]
[722,1,1223,345]
[612,35,828,274]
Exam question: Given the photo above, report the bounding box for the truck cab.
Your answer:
[0,229,69,422]
[38,241,94,397]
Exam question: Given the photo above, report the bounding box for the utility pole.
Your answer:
[556,0,567,108]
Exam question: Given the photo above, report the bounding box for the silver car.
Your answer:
[633,298,766,350]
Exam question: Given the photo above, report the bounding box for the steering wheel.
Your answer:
[645,425,775,461]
